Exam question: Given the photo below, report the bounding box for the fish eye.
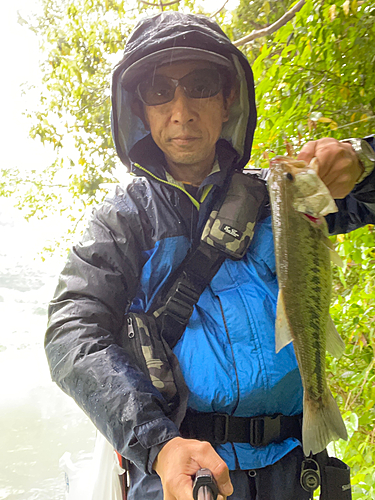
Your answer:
[285,172,294,181]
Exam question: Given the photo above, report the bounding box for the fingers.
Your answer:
[209,457,233,497]
[297,140,317,166]
[297,138,363,198]
[172,473,195,500]
[153,437,233,500]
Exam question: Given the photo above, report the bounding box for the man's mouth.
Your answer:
[170,136,200,145]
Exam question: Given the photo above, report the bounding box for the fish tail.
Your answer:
[302,390,348,456]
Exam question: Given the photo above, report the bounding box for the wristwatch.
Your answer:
[341,137,375,184]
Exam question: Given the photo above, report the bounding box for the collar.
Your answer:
[165,158,221,189]
[129,134,240,185]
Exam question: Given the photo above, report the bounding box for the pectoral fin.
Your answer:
[326,315,345,358]
[329,248,344,268]
[275,290,293,353]
[322,236,344,268]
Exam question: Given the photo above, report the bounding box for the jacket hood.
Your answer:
[111,11,257,173]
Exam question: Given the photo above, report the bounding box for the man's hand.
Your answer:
[297,137,364,199]
[153,437,233,500]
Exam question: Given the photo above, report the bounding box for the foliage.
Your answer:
[5,0,219,244]
[243,0,375,165]
[240,1,375,496]
[228,0,297,50]
[4,0,375,494]
[328,225,375,499]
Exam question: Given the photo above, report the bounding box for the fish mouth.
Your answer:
[303,213,322,224]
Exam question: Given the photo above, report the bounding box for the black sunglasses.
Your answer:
[136,68,223,106]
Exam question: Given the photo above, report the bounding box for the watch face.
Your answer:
[362,140,375,163]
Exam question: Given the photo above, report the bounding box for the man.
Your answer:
[45,11,375,500]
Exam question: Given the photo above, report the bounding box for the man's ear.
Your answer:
[131,98,150,130]
[222,86,238,122]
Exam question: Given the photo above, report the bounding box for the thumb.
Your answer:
[193,468,232,500]
[163,493,177,500]
[297,140,317,165]
[218,476,233,498]
[206,461,233,497]
[162,473,194,500]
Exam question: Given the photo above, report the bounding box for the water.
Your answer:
[0,199,96,500]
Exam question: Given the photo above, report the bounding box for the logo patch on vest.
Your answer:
[221,224,242,240]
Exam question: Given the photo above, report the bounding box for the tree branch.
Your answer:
[210,0,229,18]
[13,180,69,189]
[233,0,305,47]
[140,0,180,7]
[248,20,270,30]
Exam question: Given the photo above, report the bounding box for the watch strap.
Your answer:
[341,137,375,183]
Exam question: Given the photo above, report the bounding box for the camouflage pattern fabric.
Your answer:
[201,172,267,260]
[120,312,188,426]
[133,314,177,399]
[201,210,256,257]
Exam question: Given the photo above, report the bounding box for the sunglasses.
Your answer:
[136,68,223,106]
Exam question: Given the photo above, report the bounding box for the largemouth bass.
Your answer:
[268,156,348,455]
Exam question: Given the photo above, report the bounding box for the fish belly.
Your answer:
[283,212,331,403]
[279,212,347,454]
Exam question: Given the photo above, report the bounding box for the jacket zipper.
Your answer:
[134,162,216,248]
[127,316,135,338]
[217,294,240,415]
[134,163,201,210]
[126,315,149,376]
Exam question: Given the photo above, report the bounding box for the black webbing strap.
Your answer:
[153,172,269,349]
[152,170,236,348]
[155,242,226,348]
[180,410,302,447]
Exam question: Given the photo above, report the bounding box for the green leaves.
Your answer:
[328,225,375,497]
[233,0,375,490]
[11,0,134,216]
[244,0,375,167]
[3,0,375,490]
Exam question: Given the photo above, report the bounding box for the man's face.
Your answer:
[141,61,232,175]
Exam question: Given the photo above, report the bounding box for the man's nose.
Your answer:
[169,86,197,124]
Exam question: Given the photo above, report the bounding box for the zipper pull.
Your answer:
[127,317,135,338]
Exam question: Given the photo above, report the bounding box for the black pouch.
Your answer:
[201,172,268,260]
[120,312,189,427]
[320,456,352,500]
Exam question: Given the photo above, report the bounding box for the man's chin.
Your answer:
[166,152,205,167]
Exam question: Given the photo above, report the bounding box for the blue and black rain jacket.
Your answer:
[45,11,375,480]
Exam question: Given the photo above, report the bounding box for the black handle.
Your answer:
[193,468,219,500]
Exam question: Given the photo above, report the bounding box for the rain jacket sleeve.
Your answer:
[326,135,375,234]
[45,195,180,474]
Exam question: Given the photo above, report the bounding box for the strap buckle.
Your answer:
[213,413,230,444]
[164,275,200,325]
[249,415,281,447]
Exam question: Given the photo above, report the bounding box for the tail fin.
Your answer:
[302,390,348,456]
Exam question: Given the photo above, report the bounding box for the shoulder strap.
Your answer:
[154,172,268,348]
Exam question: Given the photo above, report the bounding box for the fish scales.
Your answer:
[268,156,347,455]
[284,210,330,401]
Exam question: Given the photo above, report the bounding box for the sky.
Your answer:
[0,0,62,265]
[0,0,54,174]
